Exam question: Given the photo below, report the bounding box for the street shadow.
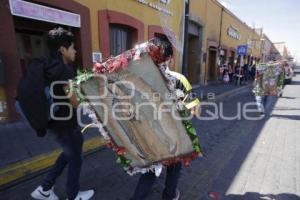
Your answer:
[293,71,300,74]
[224,192,300,200]
[290,80,300,85]
[195,83,237,101]
[270,114,300,121]
[279,96,297,99]
[194,94,282,199]
[194,69,300,198]
[273,107,300,110]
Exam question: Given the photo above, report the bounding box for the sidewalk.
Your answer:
[0,116,100,168]
[0,81,250,188]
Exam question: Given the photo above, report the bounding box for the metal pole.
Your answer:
[217,8,224,82]
[182,0,189,76]
[237,56,243,86]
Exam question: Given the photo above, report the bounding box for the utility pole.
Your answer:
[218,7,224,55]
[182,0,189,76]
[218,7,224,81]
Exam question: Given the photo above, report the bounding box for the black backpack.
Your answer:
[17,58,64,137]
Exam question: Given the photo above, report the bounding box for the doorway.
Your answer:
[187,34,201,84]
[14,16,81,76]
[208,48,217,80]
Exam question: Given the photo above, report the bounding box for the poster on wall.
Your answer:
[92,52,102,63]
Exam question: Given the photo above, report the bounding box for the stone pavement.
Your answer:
[193,82,240,100]
[200,73,300,200]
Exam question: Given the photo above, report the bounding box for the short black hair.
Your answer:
[164,41,173,58]
[47,27,74,56]
[149,37,173,58]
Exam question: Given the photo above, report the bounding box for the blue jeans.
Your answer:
[263,95,268,107]
[131,162,182,200]
[42,127,83,199]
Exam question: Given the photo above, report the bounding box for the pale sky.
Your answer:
[218,0,300,63]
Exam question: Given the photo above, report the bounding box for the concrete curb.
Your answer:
[0,136,105,190]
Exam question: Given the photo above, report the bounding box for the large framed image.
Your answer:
[254,63,284,96]
[80,54,195,170]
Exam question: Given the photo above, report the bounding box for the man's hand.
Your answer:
[190,104,201,117]
[63,84,79,109]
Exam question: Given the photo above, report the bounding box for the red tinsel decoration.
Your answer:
[116,147,126,156]
[148,44,165,65]
[106,141,114,149]
[92,41,168,75]
[93,62,106,74]
[183,157,191,167]
[161,151,200,167]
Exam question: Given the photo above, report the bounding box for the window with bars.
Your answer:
[109,24,135,56]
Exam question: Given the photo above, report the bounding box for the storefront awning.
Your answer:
[9,0,81,28]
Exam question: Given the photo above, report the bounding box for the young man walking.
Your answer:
[30,27,94,200]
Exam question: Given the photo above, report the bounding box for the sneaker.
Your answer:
[31,186,58,200]
[67,190,94,200]
[173,189,180,200]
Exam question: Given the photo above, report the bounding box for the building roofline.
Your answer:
[273,42,285,44]
[212,0,258,35]
[263,34,271,41]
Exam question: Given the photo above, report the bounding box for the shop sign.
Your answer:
[136,0,173,16]
[227,26,241,40]
[9,0,81,28]
[237,45,248,56]
[160,0,171,4]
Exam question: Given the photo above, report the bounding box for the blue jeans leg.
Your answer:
[131,171,156,200]
[162,162,182,200]
[41,127,83,199]
[42,152,68,190]
[131,162,182,200]
[263,96,268,110]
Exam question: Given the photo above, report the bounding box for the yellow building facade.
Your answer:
[74,0,185,72]
[0,0,185,121]
[1,0,263,121]
[190,0,262,83]
[188,0,221,84]
[221,9,262,64]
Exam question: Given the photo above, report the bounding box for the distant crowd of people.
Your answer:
[220,62,257,85]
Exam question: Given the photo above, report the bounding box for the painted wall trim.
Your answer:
[98,10,144,59]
